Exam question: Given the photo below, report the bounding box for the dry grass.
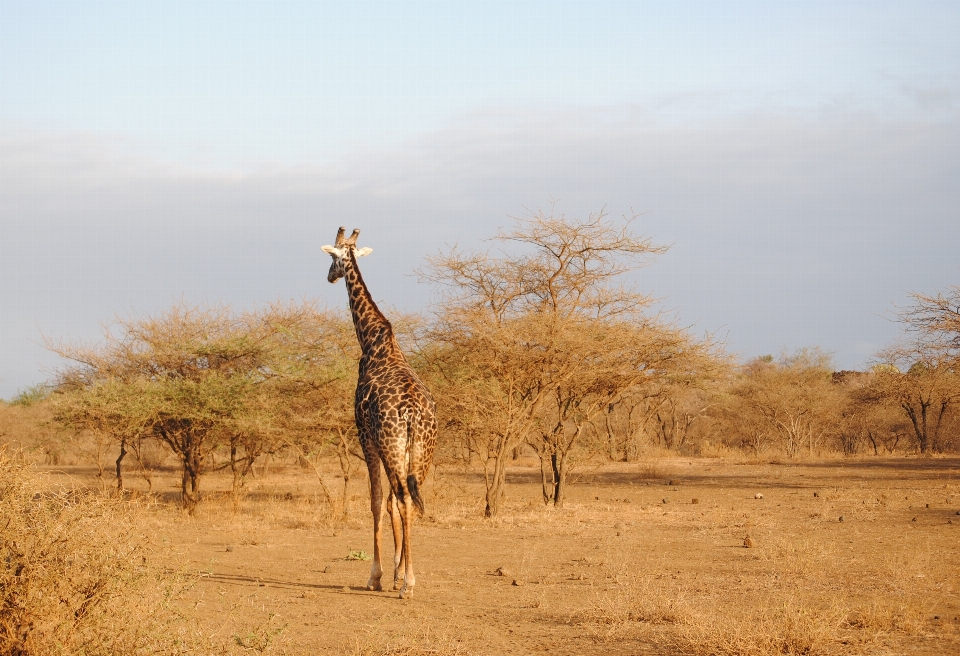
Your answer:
[347,627,469,656]
[570,519,949,655]
[0,447,287,655]
[635,461,672,480]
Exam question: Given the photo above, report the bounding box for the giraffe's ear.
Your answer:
[354,247,373,257]
[321,245,342,256]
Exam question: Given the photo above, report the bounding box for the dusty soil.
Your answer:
[47,457,960,654]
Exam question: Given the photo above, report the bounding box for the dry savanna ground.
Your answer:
[33,455,960,656]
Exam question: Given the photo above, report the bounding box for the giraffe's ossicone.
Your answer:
[322,227,438,599]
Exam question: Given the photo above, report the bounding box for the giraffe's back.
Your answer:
[355,354,437,488]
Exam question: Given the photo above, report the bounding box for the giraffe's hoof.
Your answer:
[398,584,414,599]
[392,579,402,591]
[366,580,383,592]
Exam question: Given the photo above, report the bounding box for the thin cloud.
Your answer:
[1,104,959,396]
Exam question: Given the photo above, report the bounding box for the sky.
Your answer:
[1,0,959,398]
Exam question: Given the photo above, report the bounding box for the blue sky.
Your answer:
[1,1,959,397]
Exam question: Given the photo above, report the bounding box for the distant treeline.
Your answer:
[8,212,959,517]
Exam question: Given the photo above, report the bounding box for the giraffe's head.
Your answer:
[321,227,373,283]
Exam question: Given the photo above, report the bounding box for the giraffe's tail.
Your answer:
[406,474,425,516]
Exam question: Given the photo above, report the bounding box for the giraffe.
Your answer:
[321,227,437,599]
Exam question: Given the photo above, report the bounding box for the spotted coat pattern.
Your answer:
[323,228,437,599]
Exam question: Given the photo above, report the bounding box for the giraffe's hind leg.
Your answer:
[364,453,385,592]
[387,491,404,590]
[382,458,415,598]
[397,487,416,599]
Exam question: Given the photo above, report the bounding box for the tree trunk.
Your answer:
[538,449,553,505]
[230,443,243,511]
[115,437,127,493]
[904,401,930,453]
[181,442,202,513]
[551,453,564,508]
[933,400,949,453]
[285,440,335,508]
[605,409,617,461]
[551,437,578,508]
[484,447,509,518]
[130,439,154,492]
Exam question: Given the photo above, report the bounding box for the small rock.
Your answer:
[838,516,844,522]
[341,586,350,593]
[494,567,511,577]
[754,493,764,500]
[813,492,819,497]
[595,496,600,500]
[955,510,960,515]
[323,566,331,574]
[623,498,631,503]
[926,503,930,508]
[512,579,525,586]
[692,498,699,504]
[332,530,340,537]
[744,536,755,548]
[911,517,917,522]
[662,498,668,504]
[934,615,940,620]
[225,545,234,552]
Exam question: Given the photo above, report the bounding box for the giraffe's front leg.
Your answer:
[387,491,404,590]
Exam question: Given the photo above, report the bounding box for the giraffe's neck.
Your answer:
[342,252,398,357]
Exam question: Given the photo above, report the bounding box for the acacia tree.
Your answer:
[261,304,362,516]
[421,210,680,516]
[53,376,154,492]
[837,370,912,455]
[649,380,718,452]
[866,287,960,454]
[49,303,292,512]
[900,286,960,353]
[870,343,958,454]
[724,350,840,457]
[530,321,721,506]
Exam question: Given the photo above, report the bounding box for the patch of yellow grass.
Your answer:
[0,448,286,655]
[347,627,468,656]
[572,526,948,655]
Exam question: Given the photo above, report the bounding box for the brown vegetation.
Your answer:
[0,448,279,655]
